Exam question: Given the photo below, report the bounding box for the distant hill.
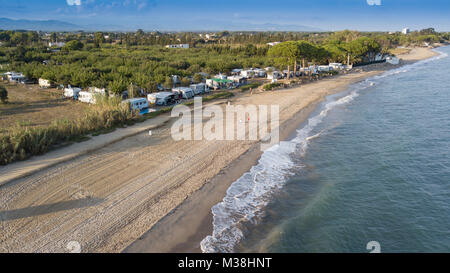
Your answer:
[0,18,82,31]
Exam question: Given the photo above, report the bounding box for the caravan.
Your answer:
[172,87,195,99]
[122,98,150,114]
[148,92,177,106]
[190,83,209,94]
[64,86,82,99]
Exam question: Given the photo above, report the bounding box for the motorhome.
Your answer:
[267,71,282,80]
[78,91,96,104]
[122,98,150,114]
[190,83,209,94]
[39,78,53,88]
[148,92,177,106]
[64,86,82,99]
[172,87,195,99]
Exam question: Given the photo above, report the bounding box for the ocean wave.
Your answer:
[200,90,361,253]
[200,48,449,253]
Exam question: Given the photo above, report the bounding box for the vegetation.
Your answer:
[0,85,7,103]
[263,82,283,91]
[0,96,139,165]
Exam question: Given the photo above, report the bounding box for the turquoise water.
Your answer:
[201,47,450,253]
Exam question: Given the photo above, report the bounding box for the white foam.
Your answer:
[200,48,449,253]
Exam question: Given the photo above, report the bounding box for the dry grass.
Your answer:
[0,83,89,130]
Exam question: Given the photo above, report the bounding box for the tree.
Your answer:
[62,40,84,51]
[193,73,203,83]
[94,32,105,48]
[268,41,301,79]
[164,76,174,89]
[0,85,8,104]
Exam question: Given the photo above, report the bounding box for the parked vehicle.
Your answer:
[148,92,177,106]
[63,86,82,99]
[190,83,209,95]
[172,87,195,99]
[122,98,150,114]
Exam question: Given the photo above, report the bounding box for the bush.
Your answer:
[0,97,138,165]
[240,83,261,91]
[263,82,282,91]
[0,85,7,103]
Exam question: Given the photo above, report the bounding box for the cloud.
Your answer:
[67,0,82,6]
[366,0,381,5]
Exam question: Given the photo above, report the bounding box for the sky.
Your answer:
[1,0,449,31]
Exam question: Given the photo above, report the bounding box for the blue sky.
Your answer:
[1,0,449,31]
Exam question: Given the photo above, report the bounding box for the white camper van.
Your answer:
[172,87,195,99]
[64,86,82,99]
[78,91,96,104]
[122,98,150,114]
[190,83,209,94]
[147,92,177,106]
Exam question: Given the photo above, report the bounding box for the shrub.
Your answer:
[0,85,7,104]
[263,82,282,91]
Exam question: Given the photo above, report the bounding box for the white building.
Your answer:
[165,44,190,49]
[6,72,26,83]
[266,42,281,47]
[48,41,66,47]
[402,28,410,35]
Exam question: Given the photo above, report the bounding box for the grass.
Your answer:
[0,91,235,165]
[263,82,283,91]
[240,83,262,92]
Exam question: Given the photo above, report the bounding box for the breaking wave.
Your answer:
[200,49,448,253]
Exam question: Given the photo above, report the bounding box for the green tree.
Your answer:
[62,40,84,51]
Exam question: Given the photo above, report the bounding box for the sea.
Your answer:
[200,46,450,253]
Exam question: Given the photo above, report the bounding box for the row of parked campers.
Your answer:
[148,83,209,106]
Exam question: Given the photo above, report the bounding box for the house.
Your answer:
[63,86,82,99]
[172,87,195,99]
[165,44,190,49]
[6,72,26,83]
[148,92,177,106]
[190,83,209,94]
[402,28,410,35]
[122,98,150,114]
[386,56,400,65]
[48,41,66,47]
[39,78,53,88]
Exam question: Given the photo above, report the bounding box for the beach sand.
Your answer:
[0,47,437,253]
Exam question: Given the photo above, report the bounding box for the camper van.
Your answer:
[122,98,150,114]
[148,92,177,106]
[190,83,209,95]
[39,78,53,88]
[64,86,82,99]
[172,87,195,99]
[78,91,96,104]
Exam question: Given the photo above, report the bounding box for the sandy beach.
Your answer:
[0,47,437,253]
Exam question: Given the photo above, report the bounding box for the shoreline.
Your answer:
[124,47,440,253]
[0,47,438,253]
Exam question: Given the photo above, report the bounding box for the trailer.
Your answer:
[190,83,209,94]
[172,87,195,99]
[148,92,177,106]
[64,86,82,99]
[122,98,150,114]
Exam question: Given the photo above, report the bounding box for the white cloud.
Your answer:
[67,0,82,6]
[367,0,381,5]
